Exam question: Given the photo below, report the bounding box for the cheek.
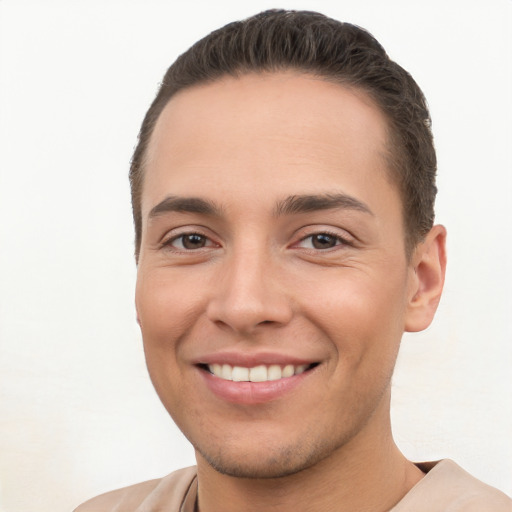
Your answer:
[136,271,202,413]
[135,271,207,401]
[136,270,205,344]
[299,268,408,360]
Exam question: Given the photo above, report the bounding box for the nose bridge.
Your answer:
[206,238,292,332]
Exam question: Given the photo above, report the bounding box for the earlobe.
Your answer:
[404,225,447,333]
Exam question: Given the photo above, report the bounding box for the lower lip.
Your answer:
[199,367,312,404]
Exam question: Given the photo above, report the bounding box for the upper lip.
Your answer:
[194,351,318,367]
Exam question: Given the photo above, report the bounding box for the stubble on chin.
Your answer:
[193,426,355,480]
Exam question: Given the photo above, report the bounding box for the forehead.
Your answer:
[143,72,395,218]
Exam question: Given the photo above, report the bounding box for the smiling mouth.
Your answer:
[200,363,319,382]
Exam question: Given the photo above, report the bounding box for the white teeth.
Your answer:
[249,365,268,382]
[282,364,294,378]
[267,365,282,381]
[295,364,308,375]
[221,364,232,380]
[232,366,249,382]
[207,363,312,382]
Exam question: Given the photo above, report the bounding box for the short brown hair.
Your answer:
[130,9,437,257]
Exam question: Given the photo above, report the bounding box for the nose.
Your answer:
[206,246,293,334]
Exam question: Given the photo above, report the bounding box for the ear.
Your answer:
[404,225,447,332]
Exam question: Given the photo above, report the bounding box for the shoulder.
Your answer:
[73,466,197,512]
[393,460,512,512]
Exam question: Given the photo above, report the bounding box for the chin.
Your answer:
[199,450,314,480]
[194,432,347,480]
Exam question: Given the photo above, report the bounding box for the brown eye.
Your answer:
[295,232,347,251]
[181,234,207,249]
[168,233,211,250]
[311,233,338,249]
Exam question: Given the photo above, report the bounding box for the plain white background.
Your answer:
[0,1,511,510]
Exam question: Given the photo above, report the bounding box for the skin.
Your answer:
[135,72,446,511]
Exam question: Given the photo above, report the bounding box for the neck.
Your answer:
[195,407,424,512]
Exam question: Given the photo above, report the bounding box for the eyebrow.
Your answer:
[148,192,373,220]
[273,193,373,217]
[148,196,222,219]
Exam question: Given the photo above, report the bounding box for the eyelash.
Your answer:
[161,231,216,251]
[294,230,352,251]
[161,229,352,253]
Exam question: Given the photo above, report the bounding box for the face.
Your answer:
[136,73,421,478]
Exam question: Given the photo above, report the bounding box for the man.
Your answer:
[75,9,511,511]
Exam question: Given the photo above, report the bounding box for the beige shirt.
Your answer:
[74,460,512,511]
